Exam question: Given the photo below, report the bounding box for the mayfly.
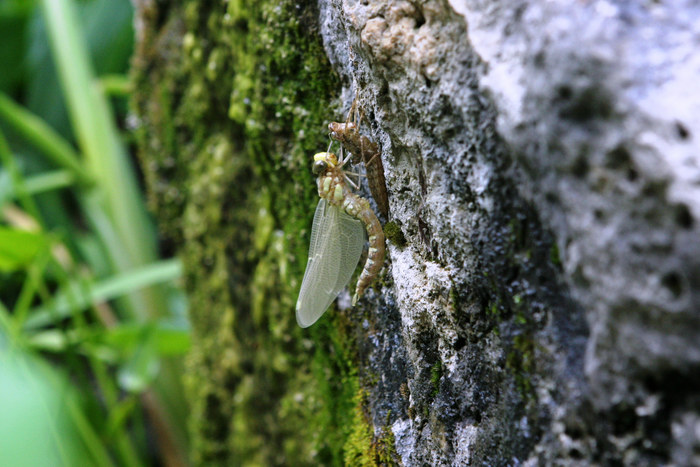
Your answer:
[296,150,386,328]
[328,99,389,219]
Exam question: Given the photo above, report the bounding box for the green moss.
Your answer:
[344,390,375,467]
[549,242,561,267]
[131,0,363,464]
[430,359,443,397]
[448,284,460,313]
[505,335,535,398]
[512,293,522,306]
[375,422,398,465]
[343,389,399,466]
[384,221,407,247]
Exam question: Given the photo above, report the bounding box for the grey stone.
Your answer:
[318,0,700,464]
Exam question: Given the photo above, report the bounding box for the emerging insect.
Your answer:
[296,151,386,328]
[328,99,389,219]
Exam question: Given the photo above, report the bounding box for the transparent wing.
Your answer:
[296,199,365,327]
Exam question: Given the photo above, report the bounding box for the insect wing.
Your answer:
[296,199,365,327]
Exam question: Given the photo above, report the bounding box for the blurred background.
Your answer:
[0,0,190,465]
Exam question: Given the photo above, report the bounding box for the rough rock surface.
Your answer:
[319,0,700,465]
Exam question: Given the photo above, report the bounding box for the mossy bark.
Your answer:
[131,1,378,464]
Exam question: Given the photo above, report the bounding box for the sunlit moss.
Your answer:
[343,388,399,466]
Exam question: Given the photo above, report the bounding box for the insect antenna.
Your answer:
[364,151,380,166]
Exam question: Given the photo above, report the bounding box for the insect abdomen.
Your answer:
[317,158,385,306]
[345,194,385,305]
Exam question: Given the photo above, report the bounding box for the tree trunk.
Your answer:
[131,0,700,465]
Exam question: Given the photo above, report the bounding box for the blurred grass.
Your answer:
[0,0,190,465]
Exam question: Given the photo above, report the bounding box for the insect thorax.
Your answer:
[317,168,365,217]
[318,168,345,203]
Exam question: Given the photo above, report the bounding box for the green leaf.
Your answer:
[0,226,46,272]
[0,347,113,467]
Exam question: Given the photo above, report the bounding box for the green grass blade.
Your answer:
[0,300,15,344]
[23,258,183,330]
[40,0,158,300]
[99,74,132,96]
[0,128,42,221]
[0,93,92,185]
[28,323,191,357]
[23,169,75,194]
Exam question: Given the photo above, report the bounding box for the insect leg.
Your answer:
[344,174,360,190]
[356,107,368,160]
[345,157,366,183]
[364,151,380,167]
[346,92,358,127]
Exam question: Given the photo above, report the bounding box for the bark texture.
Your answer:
[131,0,700,465]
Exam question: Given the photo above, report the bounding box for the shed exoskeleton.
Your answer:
[328,99,389,219]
